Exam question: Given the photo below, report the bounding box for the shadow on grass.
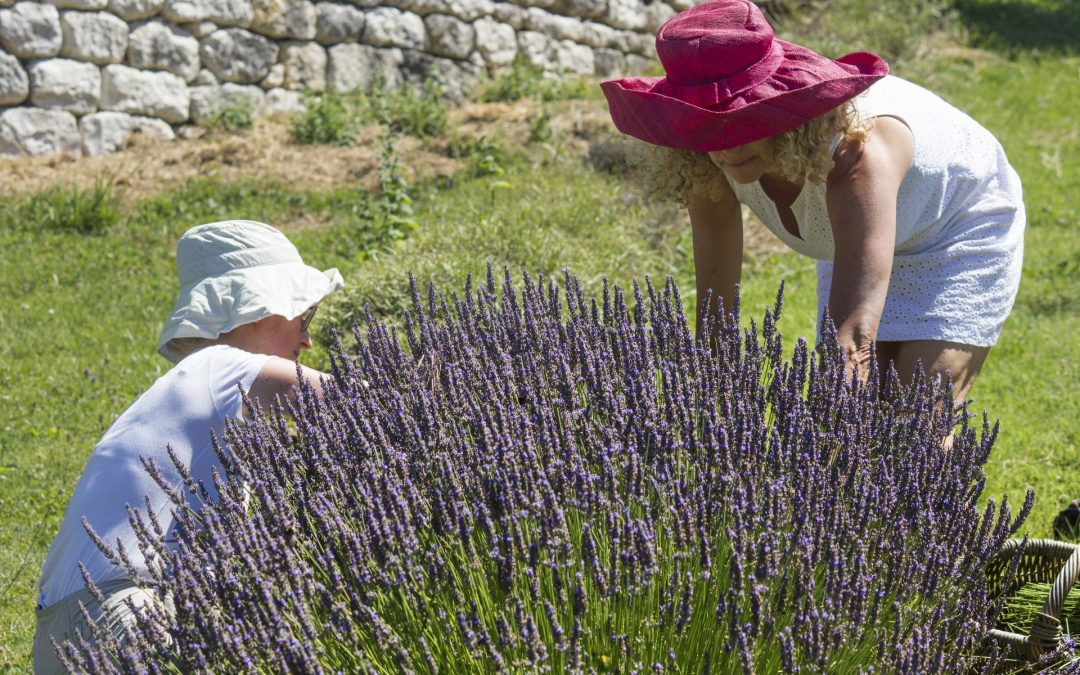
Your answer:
[952,0,1080,54]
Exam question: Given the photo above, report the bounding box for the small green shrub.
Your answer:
[206,99,255,132]
[371,130,418,247]
[479,57,595,103]
[0,182,119,235]
[528,109,554,144]
[447,135,515,179]
[368,77,449,139]
[292,90,362,146]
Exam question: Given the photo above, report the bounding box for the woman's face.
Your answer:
[229,312,313,361]
[707,137,777,184]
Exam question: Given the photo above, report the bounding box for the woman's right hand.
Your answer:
[687,176,744,339]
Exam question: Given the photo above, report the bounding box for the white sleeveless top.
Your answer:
[729,75,1025,346]
[38,344,271,607]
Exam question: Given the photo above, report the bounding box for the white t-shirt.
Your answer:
[38,344,271,608]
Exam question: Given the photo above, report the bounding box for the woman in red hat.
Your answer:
[602,0,1024,401]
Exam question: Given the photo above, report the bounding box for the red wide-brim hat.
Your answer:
[601,0,889,153]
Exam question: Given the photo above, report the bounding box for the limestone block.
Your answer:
[515,30,552,70]
[0,106,80,155]
[280,40,325,90]
[526,8,583,43]
[397,0,490,21]
[604,27,636,52]
[0,49,29,104]
[263,86,302,114]
[627,30,652,56]
[488,1,524,29]
[60,10,128,64]
[644,1,674,33]
[0,2,62,58]
[188,81,264,123]
[250,0,314,39]
[100,63,189,122]
[200,27,277,83]
[592,47,623,77]
[163,0,252,25]
[127,20,200,81]
[203,0,253,25]
[472,16,514,68]
[605,0,646,31]
[577,19,614,49]
[259,61,282,87]
[325,42,401,91]
[402,49,479,101]
[180,19,215,36]
[27,57,100,112]
[551,0,605,20]
[362,7,423,49]
[108,0,164,21]
[551,38,593,75]
[131,113,174,138]
[423,13,471,60]
[191,66,215,83]
[49,0,108,11]
[624,52,653,74]
[79,110,133,154]
[314,1,363,44]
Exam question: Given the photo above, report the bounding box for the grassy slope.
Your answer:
[1,0,1078,668]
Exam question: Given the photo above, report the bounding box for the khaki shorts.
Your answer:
[33,579,167,675]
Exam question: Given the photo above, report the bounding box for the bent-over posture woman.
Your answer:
[601,0,1024,401]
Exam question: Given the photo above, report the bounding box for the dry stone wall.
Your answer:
[0,0,686,157]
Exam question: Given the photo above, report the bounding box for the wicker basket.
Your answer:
[986,539,1080,659]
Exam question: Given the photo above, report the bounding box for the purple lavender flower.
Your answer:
[58,270,1027,673]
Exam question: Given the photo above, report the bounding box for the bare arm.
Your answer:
[245,357,327,416]
[825,116,913,377]
[687,176,744,339]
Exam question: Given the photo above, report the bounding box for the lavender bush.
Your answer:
[61,270,1035,673]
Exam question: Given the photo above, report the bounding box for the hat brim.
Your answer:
[157,261,344,363]
[601,43,888,152]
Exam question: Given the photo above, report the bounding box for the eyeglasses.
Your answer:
[299,304,318,333]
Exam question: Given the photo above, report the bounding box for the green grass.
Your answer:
[905,50,1080,535]
[2,0,1079,668]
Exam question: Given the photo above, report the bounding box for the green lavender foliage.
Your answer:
[59,272,1032,673]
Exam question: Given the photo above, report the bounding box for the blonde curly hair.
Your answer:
[628,100,868,204]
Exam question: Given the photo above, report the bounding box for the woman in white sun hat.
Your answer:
[33,220,344,673]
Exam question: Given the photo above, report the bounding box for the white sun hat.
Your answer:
[157,219,345,363]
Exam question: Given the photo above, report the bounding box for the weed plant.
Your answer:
[205,99,255,132]
[479,57,596,103]
[292,79,450,145]
[292,89,361,146]
[0,182,119,235]
[447,135,516,180]
[369,77,449,139]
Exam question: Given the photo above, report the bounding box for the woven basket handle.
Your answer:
[988,540,1080,659]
